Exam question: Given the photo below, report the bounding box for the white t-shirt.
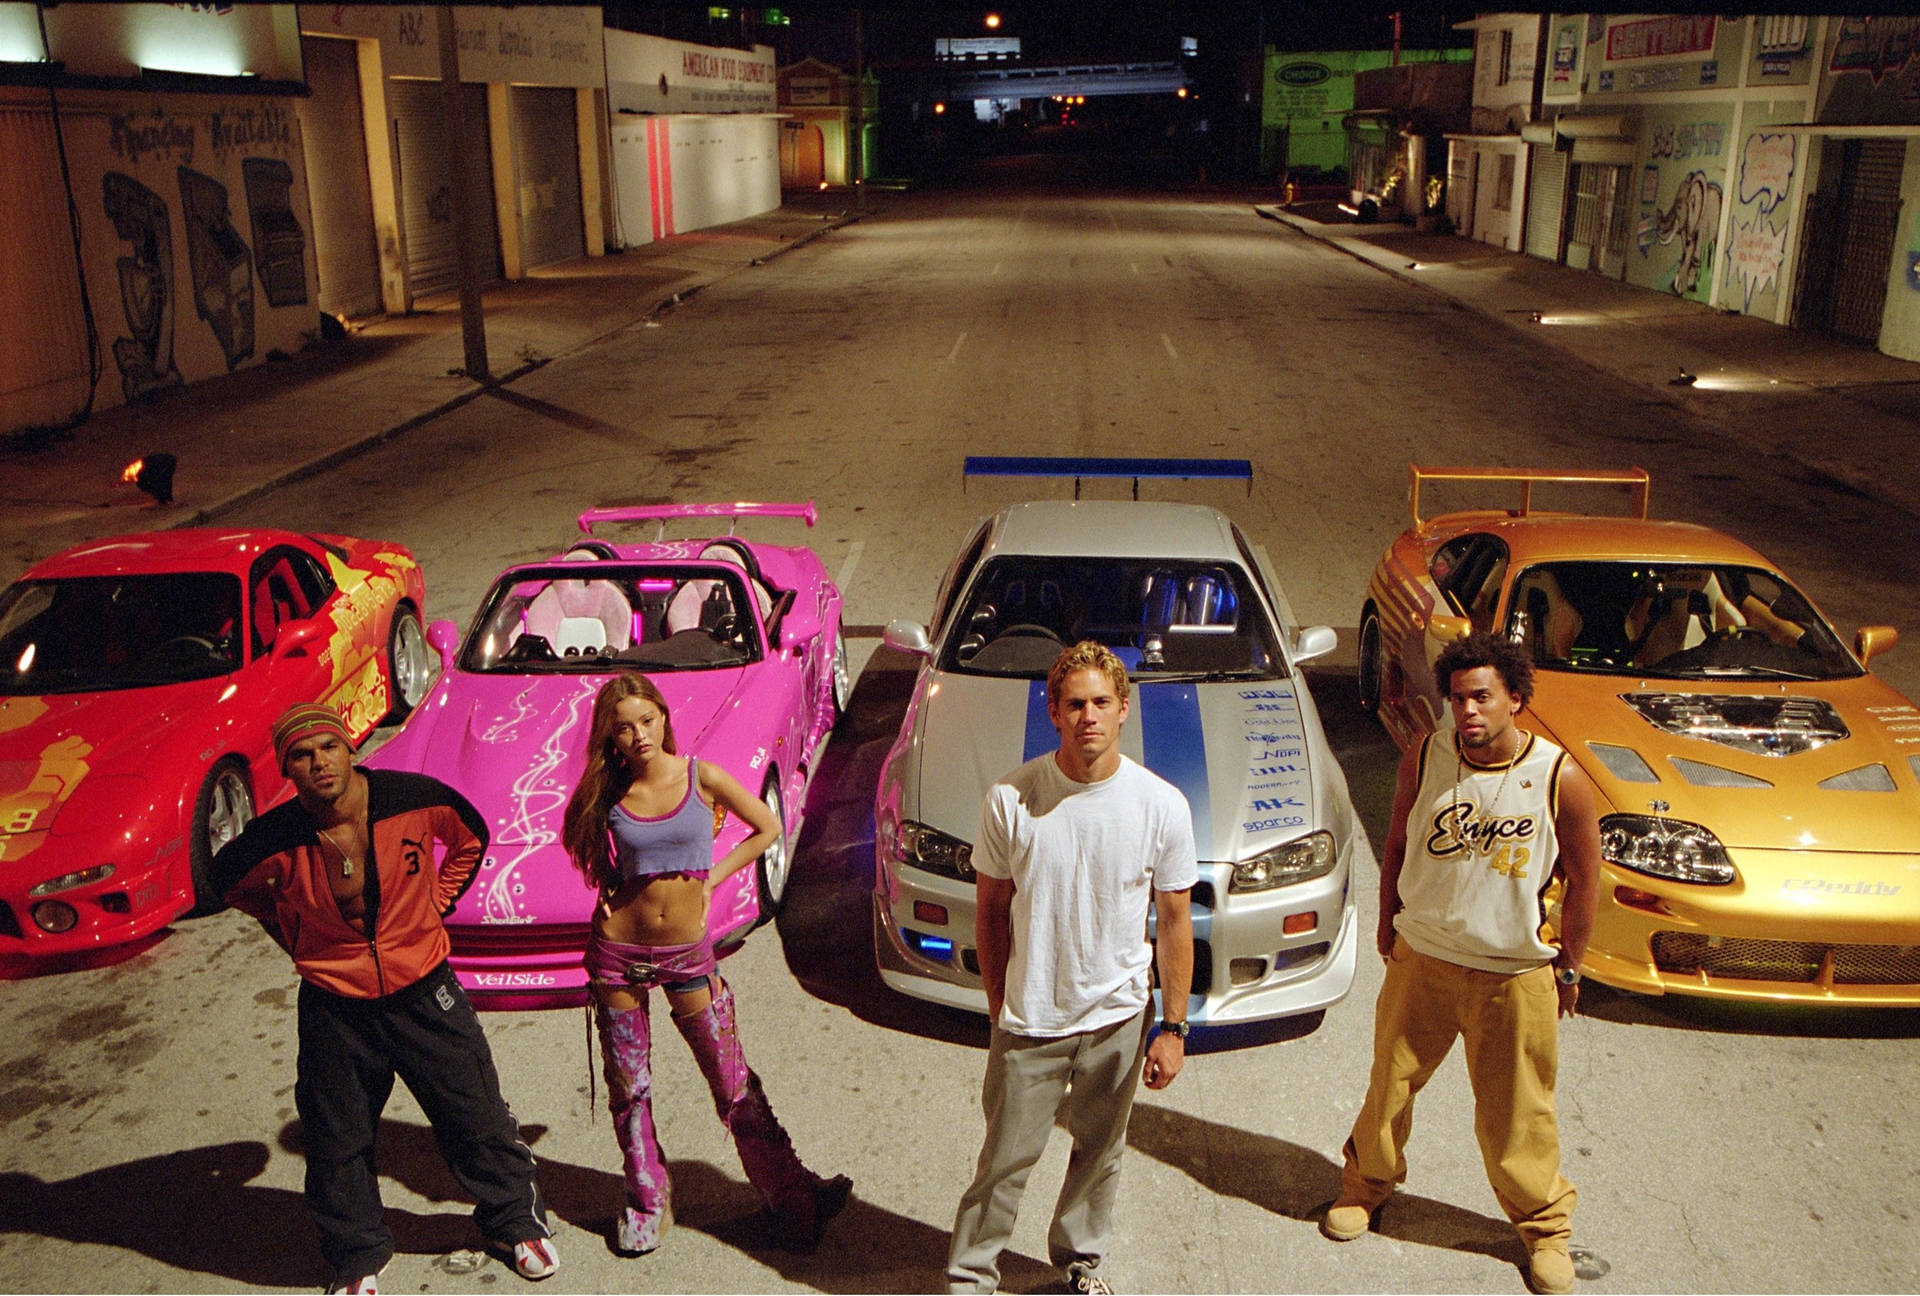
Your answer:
[974,753,1199,1037]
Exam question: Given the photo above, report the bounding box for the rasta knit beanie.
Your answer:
[271,702,353,772]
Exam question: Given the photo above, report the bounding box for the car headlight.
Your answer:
[28,863,116,897]
[893,820,974,880]
[1599,814,1735,885]
[1230,831,1335,893]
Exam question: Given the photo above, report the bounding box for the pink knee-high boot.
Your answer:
[596,1001,670,1254]
[673,979,851,1250]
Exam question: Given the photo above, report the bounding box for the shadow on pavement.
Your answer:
[1126,1104,1523,1268]
[779,654,990,1048]
[1575,980,1920,1038]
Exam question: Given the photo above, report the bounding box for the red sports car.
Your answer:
[0,528,429,959]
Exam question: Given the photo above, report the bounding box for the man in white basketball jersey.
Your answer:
[1324,633,1599,1296]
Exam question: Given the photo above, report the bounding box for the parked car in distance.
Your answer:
[0,527,429,958]
[367,502,847,1008]
[875,498,1366,1028]
[1361,464,1920,1005]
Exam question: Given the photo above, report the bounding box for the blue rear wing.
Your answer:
[963,455,1252,500]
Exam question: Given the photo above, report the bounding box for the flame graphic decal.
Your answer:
[476,682,598,922]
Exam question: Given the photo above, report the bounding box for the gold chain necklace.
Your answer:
[317,824,360,879]
[1453,738,1521,852]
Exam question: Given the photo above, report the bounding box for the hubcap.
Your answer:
[832,631,851,713]
[761,785,790,903]
[393,614,431,707]
[208,768,254,851]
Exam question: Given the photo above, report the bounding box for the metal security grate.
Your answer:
[1653,932,1920,985]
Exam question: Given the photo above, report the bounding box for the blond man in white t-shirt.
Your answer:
[946,642,1197,1296]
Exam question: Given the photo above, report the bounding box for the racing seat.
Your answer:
[524,571,633,657]
[1514,569,1583,663]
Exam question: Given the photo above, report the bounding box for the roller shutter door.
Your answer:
[1828,140,1905,344]
[510,87,584,268]
[0,107,93,427]
[1524,144,1567,262]
[391,79,501,302]
[298,36,381,318]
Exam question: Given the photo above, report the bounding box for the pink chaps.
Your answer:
[594,971,827,1253]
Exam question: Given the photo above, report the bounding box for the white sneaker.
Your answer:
[325,1262,386,1294]
[508,1237,558,1282]
[1067,1262,1114,1295]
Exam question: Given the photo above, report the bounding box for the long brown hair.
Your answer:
[562,672,678,890]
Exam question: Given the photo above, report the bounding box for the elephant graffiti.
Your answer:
[1644,170,1724,298]
[177,166,255,370]
[101,172,184,402]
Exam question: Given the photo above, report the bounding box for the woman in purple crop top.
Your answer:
[562,672,849,1257]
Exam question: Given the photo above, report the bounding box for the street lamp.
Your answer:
[985,12,1001,29]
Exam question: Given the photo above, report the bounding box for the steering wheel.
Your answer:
[996,623,1062,642]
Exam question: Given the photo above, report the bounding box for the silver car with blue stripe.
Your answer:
[874,499,1368,1027]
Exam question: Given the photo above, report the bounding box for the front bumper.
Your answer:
[873,856,1358,1026]
[0,840,187,958]
[1582,849,1920,1006]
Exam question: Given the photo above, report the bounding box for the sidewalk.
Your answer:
[1257,202,1920,520]
[0,190,873,580]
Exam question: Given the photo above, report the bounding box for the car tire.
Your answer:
[1357,607,1383,717]
[385,607,431,723]
[188,758,253,916]
[755,774,790,924]
[829,623,852,723]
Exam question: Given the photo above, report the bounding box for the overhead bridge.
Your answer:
[939,59,1185,101]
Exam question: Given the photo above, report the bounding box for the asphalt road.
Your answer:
[4,153,1918,1294]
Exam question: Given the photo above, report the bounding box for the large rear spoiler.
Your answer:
[964,455,1252,500]
[1408,465,1649,528]
[577,501,817,536]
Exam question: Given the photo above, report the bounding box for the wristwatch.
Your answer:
[1553,964,1581,987]
[1157,1018,1190,1039]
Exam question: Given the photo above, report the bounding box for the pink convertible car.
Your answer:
[368,502,848,1008]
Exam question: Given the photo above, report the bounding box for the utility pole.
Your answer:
[852,7,866,210]
[437,5,490,383]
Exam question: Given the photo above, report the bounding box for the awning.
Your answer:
[1554,112,1634,140]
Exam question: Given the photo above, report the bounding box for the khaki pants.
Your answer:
[946,1008,1150,1293]
[1340,937,1576,1248]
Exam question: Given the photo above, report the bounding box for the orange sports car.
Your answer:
[1360,465,1920,1005]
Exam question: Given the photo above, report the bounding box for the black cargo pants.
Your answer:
[295,962,549,1283]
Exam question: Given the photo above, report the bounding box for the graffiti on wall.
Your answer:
[98,106,308,395]
[1639,170,1723,298]
[1726,132,1797,313]
[101,172,183,402]
[1827,16,1920,85]
[177,167,254,369]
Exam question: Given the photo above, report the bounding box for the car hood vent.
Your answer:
[1620,692,1849,757]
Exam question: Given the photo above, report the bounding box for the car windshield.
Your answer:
[1507,561,1860,681]
[0,573,243,695]
[461,564,761,673]
[942,555,1285,680]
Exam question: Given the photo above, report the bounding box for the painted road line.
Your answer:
[836,540,865,595]
[946,333,968,362]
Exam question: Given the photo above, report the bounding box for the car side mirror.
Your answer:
[1427,613,1472,645]
[272,620,325,659]
[883,619,932,656]
[782,600,822,646]
[428,620,462,668]
[1293,624,1337,665]
[1856,624,1899,663]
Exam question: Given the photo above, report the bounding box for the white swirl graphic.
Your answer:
[476,682,598,923]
